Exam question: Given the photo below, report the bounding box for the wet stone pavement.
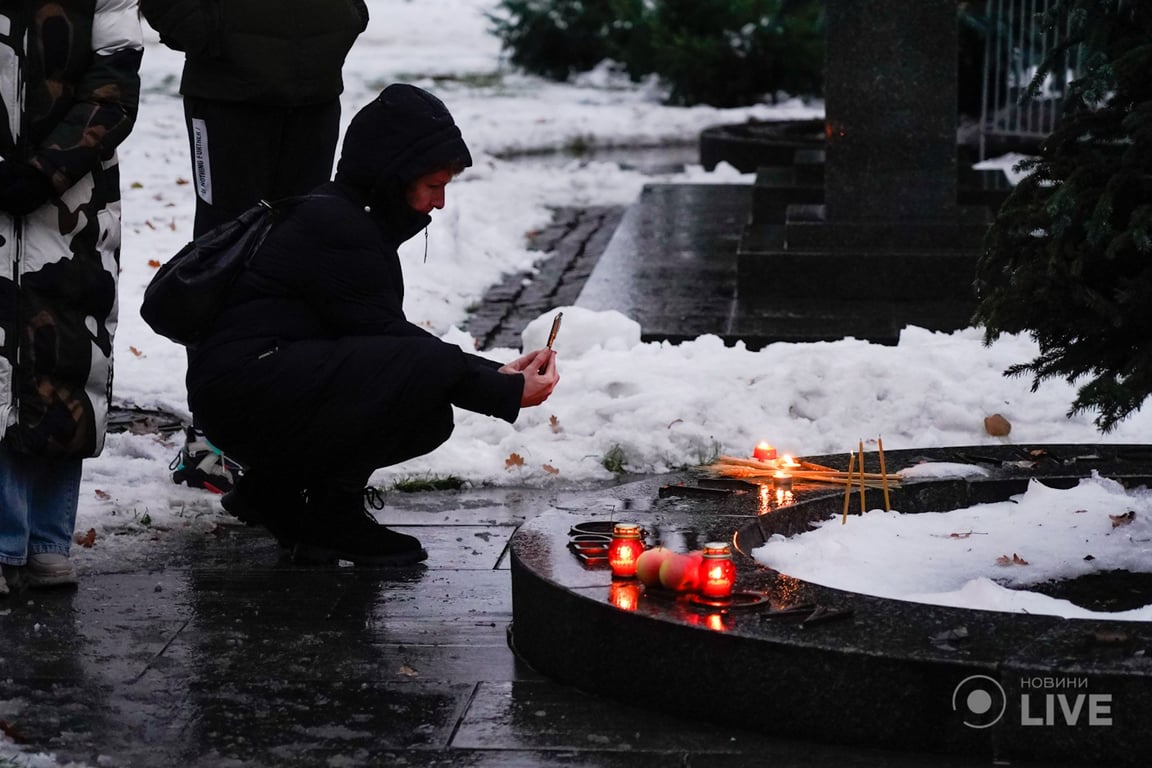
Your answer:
[0,480,1002,767]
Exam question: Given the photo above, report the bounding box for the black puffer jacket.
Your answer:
[187,85,521,427]
[140,0,369,105]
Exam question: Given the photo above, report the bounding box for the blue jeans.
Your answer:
[0,441,82,566]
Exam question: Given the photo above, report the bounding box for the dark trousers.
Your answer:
[191,336,460,491]
[182,96,342,439]
[183,96,342,237]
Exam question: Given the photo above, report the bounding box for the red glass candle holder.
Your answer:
[608,523,644,578]
[752,442,777,461]
[697,542,736,599]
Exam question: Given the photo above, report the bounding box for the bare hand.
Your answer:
[500,348,558,407]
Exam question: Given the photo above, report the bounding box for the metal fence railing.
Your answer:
[978,0,1083,159]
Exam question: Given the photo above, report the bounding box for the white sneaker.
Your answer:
[27,553,78,588]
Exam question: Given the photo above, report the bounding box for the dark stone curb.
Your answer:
[468,206,624,351]
[509,444,1152,767]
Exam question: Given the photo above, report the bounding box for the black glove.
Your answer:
[0,161,55,216]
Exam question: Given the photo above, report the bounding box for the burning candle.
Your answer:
[773,471,793,491]
[752,441,777,461]
[697,542,736,599]
[778,454,801,469]
[608,523,644,578]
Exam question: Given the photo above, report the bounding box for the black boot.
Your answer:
[292,486,428,566]
[221,470,306,549]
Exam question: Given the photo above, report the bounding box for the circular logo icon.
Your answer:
[952,674,1007,729]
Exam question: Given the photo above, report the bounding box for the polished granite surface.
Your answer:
[510,445,1152,768]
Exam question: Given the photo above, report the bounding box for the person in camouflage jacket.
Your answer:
[0,0,143,593]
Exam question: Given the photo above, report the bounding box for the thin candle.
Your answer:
[841,451,856,525]
[857,439,866,516]
[878,436,891,512]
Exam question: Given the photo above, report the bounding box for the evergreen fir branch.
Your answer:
[975,0,1152,431]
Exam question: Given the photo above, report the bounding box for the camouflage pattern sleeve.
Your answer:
[31,0,143,193]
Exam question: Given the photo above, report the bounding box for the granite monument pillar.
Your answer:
[735,0,992,342]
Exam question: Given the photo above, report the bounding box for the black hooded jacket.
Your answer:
[186,85,522,426]
[140,0,369,106]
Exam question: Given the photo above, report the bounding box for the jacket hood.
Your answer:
[334,84,472,208]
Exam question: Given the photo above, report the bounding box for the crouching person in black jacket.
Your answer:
[186,85,559,566]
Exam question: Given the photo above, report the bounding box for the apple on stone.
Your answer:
[658,551,704,592]
[635,546,673,587]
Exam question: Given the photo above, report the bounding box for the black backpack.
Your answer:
[140,196,313,346]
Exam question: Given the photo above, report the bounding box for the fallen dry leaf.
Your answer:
[397,664,419,677]
[950,531,973,539]
[667,418,684,428]
[148,259,161,268]
[984,413,1011,437]
[129,346,143,357]
[1110,510,1136,528]
[996,553,1029,566]
[0,719,27,744]
[94,489,111,500]
[144,220,155,229]
[542,464,559,475]
[129,181,143,189]
[74,528,97,548]
[504,452,525,469]
[549,414,562,433]
[176,177,189,185]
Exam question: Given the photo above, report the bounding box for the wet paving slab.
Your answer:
[0,476,1072,767]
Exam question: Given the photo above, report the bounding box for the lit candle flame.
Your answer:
[752,441,777,461]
